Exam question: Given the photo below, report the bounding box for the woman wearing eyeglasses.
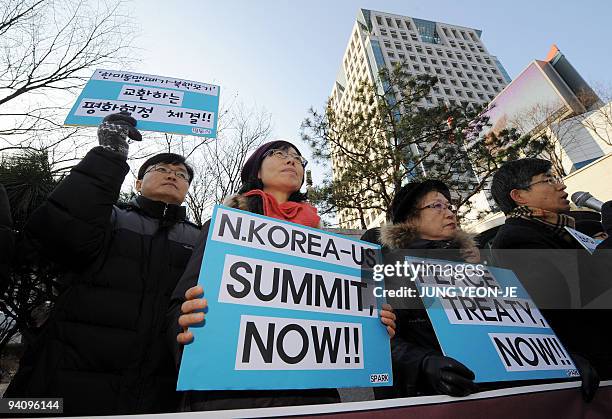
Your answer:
[361,180,480,399]
[167,140,396,411]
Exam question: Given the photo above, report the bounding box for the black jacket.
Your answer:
[493,216,612,379]
[166,193,340,411]
[492,217,579,308]
[5,147,201,415]
[493,216,612,306]
[361,225,477,398]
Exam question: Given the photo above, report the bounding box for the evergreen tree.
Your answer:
[301,63,546,227]
[0,150,63,354]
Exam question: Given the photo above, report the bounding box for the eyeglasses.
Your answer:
[145,165,190,182]
[265,149,308,167]
[524,176,563,189]
[418,202,456,213]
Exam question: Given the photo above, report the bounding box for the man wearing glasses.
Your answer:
[490,158,609,402]
[6,113,200,415]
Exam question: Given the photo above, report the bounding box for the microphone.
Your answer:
[571,191,604,212]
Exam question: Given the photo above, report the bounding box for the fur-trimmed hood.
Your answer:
[379,222,476,251]
[222,194,249,211]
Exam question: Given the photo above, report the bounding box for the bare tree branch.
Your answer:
[0,0,137,165]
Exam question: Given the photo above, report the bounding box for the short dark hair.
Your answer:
[491,158,552,213]
[137,153,194,183]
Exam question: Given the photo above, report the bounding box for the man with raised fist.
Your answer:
[6,113,201,415]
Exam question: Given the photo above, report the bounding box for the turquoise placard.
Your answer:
[177,205,393,391]
[407,256,579,383]
[65,69,220,138]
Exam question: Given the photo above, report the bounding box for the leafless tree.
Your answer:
[0,0,136,164]
[0,0,275,227]
[507,84,612,176]
[508,101,579,176]
[574,85,612,148]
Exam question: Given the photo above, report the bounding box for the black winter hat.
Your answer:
[240,140,304,185]
[389,180,451,224]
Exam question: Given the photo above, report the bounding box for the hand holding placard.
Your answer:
[180,285,396,345]
[379,304,396,338]
[421,354,478,397]
[177,285,208,345]
[97,112,142,158]
[571,353,599,402]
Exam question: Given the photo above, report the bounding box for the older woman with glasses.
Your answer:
[167,140,396,411]
[361,180,480,399]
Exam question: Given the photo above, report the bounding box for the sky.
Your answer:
[128,0,612,184]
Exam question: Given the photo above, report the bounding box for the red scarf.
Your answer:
[243,190,320,228]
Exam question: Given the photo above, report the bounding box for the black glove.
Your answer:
[601,201,612,235]
[421,354,478,397]
[571,353,599,402]
[97,112,142,157]
[0,184,12,228]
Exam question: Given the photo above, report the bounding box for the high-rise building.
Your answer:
[330,8,511,229]
[463,45,612,233]
[481,45,610,174]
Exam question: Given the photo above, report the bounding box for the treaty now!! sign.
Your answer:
[177,206,392,391]
[407,257,578,383]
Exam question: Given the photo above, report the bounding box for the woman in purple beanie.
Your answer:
[167,140,396,411]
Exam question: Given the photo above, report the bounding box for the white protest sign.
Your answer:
[218,255,375,317]
[489,333,578,373]
[439,296,549,328]
[211,208,377,269]
[235,315,363,370]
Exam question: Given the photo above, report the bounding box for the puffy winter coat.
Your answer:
[361,224,478,398]
[5,147,200,415]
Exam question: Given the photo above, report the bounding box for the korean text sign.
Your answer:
[407,257,578,382]
[177,206,392,391]
[64,69,220,137]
